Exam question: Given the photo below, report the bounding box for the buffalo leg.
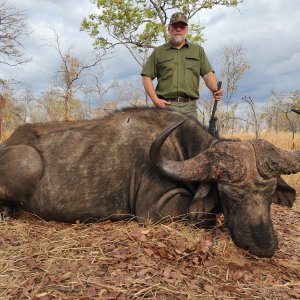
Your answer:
[0,204,16,221]
[0,145,43,220]
[189,184,221,228]
[136,188,193,223]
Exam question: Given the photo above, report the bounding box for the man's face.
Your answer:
[168,22,188,46]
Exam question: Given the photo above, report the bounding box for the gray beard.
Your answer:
[170,34,186,46]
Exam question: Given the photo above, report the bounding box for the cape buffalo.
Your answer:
[0,108,299,258]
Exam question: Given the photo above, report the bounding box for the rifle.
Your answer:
[291,108,300,115]
[208,81,222,136]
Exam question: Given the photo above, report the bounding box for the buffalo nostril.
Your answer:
[248,222,278,257]
[229,221,278,257]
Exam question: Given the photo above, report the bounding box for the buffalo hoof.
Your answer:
[0,206,13,222]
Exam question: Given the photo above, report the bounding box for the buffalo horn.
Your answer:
[251,140,300,179]
[150,122,246,182]
[149,120,190,180]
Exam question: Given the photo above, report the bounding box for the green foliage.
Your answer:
[221,44,250,109]
[81,0,242,64]
[186,24,206,44]
[260,113,266,121]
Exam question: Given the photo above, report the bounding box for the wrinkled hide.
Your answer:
[0,108,298,258]
[149,118,299,258]
[0,109,214,225]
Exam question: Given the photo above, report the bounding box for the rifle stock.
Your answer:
[208,81,222,135]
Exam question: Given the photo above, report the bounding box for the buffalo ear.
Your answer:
[273,177,296,207]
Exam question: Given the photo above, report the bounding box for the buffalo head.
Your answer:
[150,121,300,258]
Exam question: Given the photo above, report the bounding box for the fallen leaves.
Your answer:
[1,201,300,299]
[203,283,215,293]
[144,247,154,256]
[25,258,42,270]
[220,285,237,293]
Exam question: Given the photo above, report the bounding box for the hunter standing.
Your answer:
[141,12,223,118]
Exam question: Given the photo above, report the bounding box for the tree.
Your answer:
[110,79,144,108]
[0,1,30,66]
[264,90,299,135]
[20,88,64,122]
[82,67,114,118]
[288,89,300,143]
[0,89,24,139]
[219,43,249,133]
[48,29,108,120]
[0,91,6,138]
[265,90,285,132]
[242,96,263,139]
[81,0,242,66]
[291,89,300,110]
[221,43,249,109]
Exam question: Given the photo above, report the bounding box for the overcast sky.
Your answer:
[1,0,300,104]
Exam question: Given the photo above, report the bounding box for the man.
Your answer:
[141,12,223,118]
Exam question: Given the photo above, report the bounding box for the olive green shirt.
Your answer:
[141,41,214,99]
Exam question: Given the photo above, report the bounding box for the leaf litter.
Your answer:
[0,188,299,299]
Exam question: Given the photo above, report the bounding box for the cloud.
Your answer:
[200,0,300,102]
[1,1,99,93]
[1,0,300,105]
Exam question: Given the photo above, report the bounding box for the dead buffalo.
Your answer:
[0,108,299,258]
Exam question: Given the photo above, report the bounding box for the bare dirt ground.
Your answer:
[0,182,299,300]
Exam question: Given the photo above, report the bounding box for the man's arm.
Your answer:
[142,75,171,108]
[203,72,223,101]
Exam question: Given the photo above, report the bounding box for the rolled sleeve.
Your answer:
[199,47,214,77]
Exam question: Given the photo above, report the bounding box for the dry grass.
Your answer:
[1,202,300,300]
[224,131,300,151]
[0,131,300,299]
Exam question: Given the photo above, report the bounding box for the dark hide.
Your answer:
[0,108,214,224]
[0,107,298,258]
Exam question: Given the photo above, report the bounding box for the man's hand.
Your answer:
[153,98,171,108]
[142,75,171,108]
[203,72,224,101]
[213,88,223,101]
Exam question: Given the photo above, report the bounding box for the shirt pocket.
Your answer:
[158,55,173,79]
[185,55,200,75]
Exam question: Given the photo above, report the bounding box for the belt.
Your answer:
[163,96,195,103]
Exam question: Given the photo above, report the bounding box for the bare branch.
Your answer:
[0,2,31,66]
[46,28,109,120]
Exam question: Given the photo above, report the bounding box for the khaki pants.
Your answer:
[167,100,198,119]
